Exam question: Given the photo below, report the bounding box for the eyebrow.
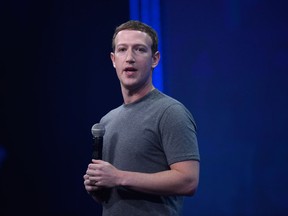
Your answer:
[116,43,148,47]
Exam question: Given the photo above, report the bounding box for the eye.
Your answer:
[117,47,126,52]
[136,47,146,53]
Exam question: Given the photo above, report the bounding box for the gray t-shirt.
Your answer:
[99,89,200,216]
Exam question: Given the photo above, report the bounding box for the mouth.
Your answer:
[124,67,137,72]
[124,67,137,76]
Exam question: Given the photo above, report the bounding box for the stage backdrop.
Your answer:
[1,0,288,216]
[161,0,288,216]
[1,0,127,215]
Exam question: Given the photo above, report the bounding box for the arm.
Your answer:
[119,160,199,195]
[85,159,199,196]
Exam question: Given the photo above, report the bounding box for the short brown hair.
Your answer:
[112,20,158,54]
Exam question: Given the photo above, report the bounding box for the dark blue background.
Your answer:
[162,1,288,215]
[1,0,287,215]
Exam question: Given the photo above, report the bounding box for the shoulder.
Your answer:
[153,91,197,130]
[100,104,123,123]
[150,90,183,107]
[155,90,194,116]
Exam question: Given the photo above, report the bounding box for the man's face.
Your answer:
[110,30,159,91]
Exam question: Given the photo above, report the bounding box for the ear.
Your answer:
[152,51,160,69]
[110,52,116,68]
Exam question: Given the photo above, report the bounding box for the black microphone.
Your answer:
[91,123,105,160]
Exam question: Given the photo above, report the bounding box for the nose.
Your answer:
[126,49,135,63]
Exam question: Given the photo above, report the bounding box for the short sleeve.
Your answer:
[159,103,200,165]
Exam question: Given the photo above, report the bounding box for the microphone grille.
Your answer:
[91,123,105,137]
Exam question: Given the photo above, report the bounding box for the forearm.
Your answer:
[87,160,199,197]
[117,161,199,196]
[118,170,194,195]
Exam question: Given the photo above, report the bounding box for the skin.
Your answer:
[83,30,200,203]
[111,30,159,104]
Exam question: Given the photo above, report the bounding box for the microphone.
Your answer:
[91,123,105,160]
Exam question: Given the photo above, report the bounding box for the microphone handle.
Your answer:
[92,136,103,160]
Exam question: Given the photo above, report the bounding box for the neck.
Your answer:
[121,84,155,104]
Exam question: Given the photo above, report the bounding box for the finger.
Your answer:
[85,185,100,192]
[86,169,99,176]
[84,179,97,187]
[83,174,88,180]
[88,163,99,169]
[88,176,99,182]
[92,159,103,164]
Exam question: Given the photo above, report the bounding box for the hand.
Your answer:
[85,159,121,188]
[83,173,101,193]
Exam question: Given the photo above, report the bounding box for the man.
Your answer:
[83,20,200,216]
